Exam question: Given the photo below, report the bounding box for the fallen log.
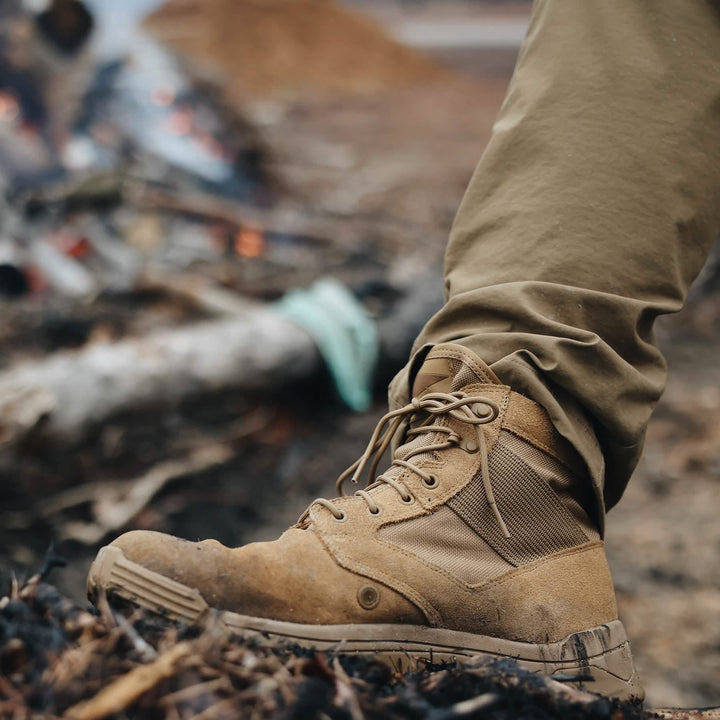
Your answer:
[0,308,320,448]
[0,269,443,449]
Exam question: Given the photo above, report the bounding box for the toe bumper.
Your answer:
[88,545,208,623]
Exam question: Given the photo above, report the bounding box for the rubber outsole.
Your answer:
[88,545,644,703]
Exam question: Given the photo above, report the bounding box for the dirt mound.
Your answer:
[144,0,446,100]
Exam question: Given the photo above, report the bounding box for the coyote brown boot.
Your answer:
[88,343,642,701]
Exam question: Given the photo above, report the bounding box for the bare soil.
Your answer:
[144,0,447,101]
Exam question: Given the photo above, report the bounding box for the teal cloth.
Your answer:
[276,278,378,411]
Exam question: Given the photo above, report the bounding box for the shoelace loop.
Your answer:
[307,392,511,538]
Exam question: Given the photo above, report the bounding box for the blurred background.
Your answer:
[0,0,718,708]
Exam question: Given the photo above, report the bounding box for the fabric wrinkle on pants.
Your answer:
[389,0,720,531]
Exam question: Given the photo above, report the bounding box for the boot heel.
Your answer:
[538,624,644,703]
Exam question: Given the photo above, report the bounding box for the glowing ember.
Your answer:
[235,227,264,258]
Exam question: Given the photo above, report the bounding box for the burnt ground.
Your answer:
[1,2,720,711]
[1,577,652,720]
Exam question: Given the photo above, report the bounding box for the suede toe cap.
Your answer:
[108,528,424,625]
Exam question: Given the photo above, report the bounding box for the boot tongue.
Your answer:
[411,343,502,398]
[383,344,502,476]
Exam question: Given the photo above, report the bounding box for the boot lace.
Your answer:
[306,392,510,538]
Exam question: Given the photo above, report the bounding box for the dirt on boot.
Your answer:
[88,343,642,702]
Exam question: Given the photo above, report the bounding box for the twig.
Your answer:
[114,612,158,663]
[93,590,117,629]
[56,443,236,545]
[159,677,231,706]
[63,641,192,720]
[332,657,365,720]
[445,692,501,718]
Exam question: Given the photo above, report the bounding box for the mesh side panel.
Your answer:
[448,443,589,566]
[395,429,438,462]
[378,506,513,585]
[500,431,600,541]
[449,359,483,392]
[499,430,575,491]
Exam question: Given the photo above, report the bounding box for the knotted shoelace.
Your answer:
[307,391,510,538]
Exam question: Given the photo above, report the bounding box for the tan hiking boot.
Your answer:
[87,343,642,701]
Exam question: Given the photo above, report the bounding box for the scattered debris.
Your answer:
[0,0,445,434]
[0,0,276,310]
[0,575,654,720]
[1,0,719,711]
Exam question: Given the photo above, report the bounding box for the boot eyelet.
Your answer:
[460,439,479,453]
[400,495,415,505]
[422,474,439,489]
[367,506,382,517]
[472,403,497,421]
[334,510,348,522]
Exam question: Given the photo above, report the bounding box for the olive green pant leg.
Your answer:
[390,0,720,521]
